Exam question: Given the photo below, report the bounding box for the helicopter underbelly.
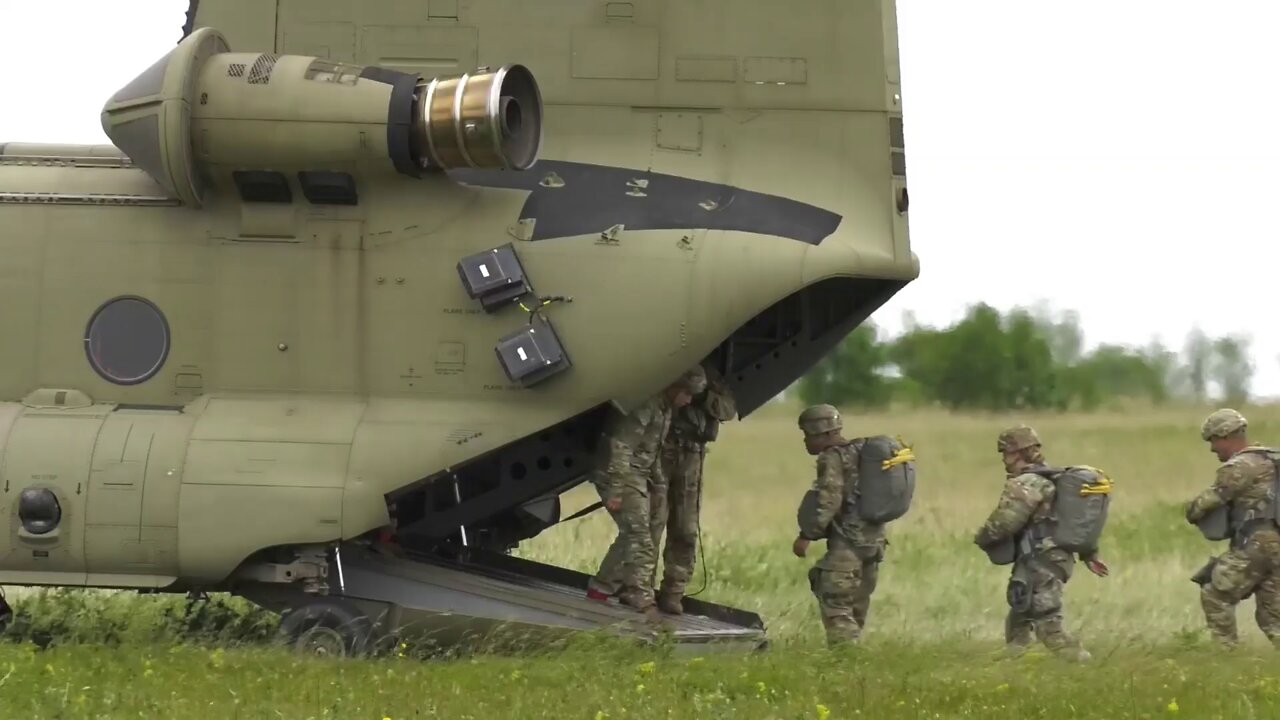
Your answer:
[0,389,585,590]
[0,394,353,589]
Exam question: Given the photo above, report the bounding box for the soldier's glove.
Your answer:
[792,537,811,558]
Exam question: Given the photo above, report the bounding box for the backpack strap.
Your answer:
[841,439,862,481]
[1236,447,1280,524]
[834,440,863,512]
[1015,464,1064,554]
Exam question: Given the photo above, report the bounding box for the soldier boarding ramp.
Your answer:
[269,543,767,656]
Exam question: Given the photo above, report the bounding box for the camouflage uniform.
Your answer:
[974,425,1091,661]
[1185,408,1280,647]
[794,405,886,646]
[587,367,707,610]
[650,364,737,612]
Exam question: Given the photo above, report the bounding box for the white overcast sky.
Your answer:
[2,1,1278,398]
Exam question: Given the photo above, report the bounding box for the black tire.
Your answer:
[276,598,374,658]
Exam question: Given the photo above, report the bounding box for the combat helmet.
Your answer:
[798,404,842,437]
[1201,408,1247,441]
[675,365,707,395]
[997,425,1041,453]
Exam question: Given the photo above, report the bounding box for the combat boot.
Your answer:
[620,590,671,629]
[619,588,651,611]
[642,605,670,628]
[656,591,684,615]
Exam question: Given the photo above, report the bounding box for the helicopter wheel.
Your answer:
[276,598,373,659]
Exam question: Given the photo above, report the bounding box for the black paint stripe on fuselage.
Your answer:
[448,160,842,245]
[182,1,198,37]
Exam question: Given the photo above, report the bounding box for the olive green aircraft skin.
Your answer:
[0,0,917,599]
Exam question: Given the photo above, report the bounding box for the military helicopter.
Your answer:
[0,0,917,655]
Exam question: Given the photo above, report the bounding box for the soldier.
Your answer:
[974,425,1108,662]
[1184,408,1280,648]
[650,362,737,615]
[791,404,886,646]
[585,366,707,621]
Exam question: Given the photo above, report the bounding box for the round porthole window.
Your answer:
[83,296,171,385]
[18,487,61,535]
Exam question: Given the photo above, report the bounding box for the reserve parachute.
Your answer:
[1195,506,1231,541]
[851,435,917,523]
[1027,464,1113,554]
[1195,446,1280,541]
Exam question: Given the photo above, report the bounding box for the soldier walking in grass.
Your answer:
[585,366,707,623]
[792,404,915,646]
[650,362,737,615]
[974,425,1110,662]
[1185,408,1280,648]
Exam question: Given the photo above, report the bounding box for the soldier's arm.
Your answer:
[701,367,737,422]
[798,450,846,540]
[973,476,1046,547]
[1185,461,1247,522]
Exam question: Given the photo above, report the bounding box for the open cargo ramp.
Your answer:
[325,544,767,653]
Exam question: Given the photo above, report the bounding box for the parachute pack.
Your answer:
[795,436,916,537]
[1026,464,1113,555]
[848,435,917,524]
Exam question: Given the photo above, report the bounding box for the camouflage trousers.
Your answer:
[1005,548,1087,659]
[807,548,880,646]
[1200,529,1280,647]
[587,469,664,608]
[649,441,705,598]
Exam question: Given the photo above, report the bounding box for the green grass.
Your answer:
[2,401,1278,718]
[2,639,1278,718]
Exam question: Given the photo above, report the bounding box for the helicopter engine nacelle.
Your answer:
[98,27,542,207]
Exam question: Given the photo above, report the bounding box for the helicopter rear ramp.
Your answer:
[331,545,767,652]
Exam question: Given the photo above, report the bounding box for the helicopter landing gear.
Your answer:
[0,589,12,633]
[275,597,373,658]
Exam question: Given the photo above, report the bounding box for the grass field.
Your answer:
[3,401,1280,718]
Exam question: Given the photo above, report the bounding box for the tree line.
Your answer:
[796,302,1256,411]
